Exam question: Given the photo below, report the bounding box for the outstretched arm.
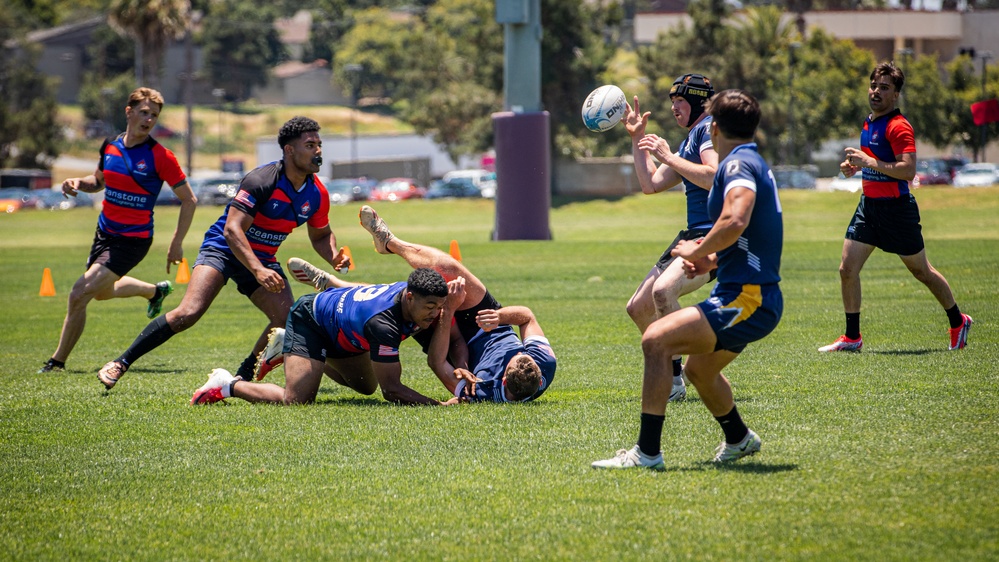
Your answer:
[167,181,197,273]
[371,361,444,406]
[477,305,544,340]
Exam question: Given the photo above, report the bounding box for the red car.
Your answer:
[369,177,426,201]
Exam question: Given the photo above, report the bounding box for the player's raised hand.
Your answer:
[623,96,651,139]
[445,276,466,311]
[476,309,500,332]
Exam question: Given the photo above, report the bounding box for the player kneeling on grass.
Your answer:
[592,89,783,469]
[191,268,471,406]
[259,205,557,403]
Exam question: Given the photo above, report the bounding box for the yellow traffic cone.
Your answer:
[449,240,462,262]
[175,258,191,284]
[39,268,56,297]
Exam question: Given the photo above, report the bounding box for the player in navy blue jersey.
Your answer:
[190,268,460,406]
[594,90,783,469]
[98,117,351,390]
[39,87,197,375]
[622,74,719,402]
[278,206,557,403]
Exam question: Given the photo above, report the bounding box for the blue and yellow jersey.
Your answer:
[453,329,557,403]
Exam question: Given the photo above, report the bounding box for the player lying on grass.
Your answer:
[258,205,558,403]
[191,267,471,406]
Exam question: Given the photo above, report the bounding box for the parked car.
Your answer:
[940,156,970,182]
[425,177,481,199]
[318,177,354,206]
[443,169,493,197]
[189,173,243,205]
[323,177,376,202]
[828,172,862,193]
[952,163,999,188]
[0,188,44,212]
[914,158,950,187]
[369,177,426,202]
[35,189,94,210]
[772,165,818,189]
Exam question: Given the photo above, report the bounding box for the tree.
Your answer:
[944,55,999,161]
[0,19,62,169]
[108,0,191,90]
[199,0,285,101]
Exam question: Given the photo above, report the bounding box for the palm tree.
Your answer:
[108,0,191,89]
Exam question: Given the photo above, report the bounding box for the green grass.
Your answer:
[1,189,997,560]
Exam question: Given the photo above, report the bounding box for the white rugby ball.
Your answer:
[582,85,627,133]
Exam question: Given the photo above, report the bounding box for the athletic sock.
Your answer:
[945,304,964,329]
[637,413,665,457]
[46,358,65,369]
[235,353,256,381]
[119,315,177,366]
[223,380,237,399]
[845,312,861,340]
[672,358,683,381]
[715,405,749,445]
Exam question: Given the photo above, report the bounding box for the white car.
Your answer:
[952,163,999,188]
[828,173,862,193]
[443,169,495,198]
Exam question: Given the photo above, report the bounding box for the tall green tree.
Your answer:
[0,19,62,169]
[108,0,191,90]
[944,55,999,162]
[199,0,285,102]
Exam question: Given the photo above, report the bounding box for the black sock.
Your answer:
[715,405,749,445]
[236,353,257,381]
[945,304,963,329]
[845,312,861,340]
[672,358,683,379]
[637,413,665,457]
[119,315,176,366]
[45,358,65,369]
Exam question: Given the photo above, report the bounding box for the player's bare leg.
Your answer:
[51,264,120,362]
[898,250,957,309]
[325,355,378,395]
[626,266,662,334]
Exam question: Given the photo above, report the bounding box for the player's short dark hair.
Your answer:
[872,61,905,93]
[705,89,760,141]
[278,116,321,148]
[406,268,447,299]
[505,355,541,401]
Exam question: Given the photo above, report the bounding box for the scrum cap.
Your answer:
[669,74,715,127]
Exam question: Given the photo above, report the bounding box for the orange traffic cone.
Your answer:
[175,258,191,284]
[39,268,56,297]
[449,240,462,262]
[340,245,355,272]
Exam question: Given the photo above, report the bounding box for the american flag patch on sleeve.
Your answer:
[235,190,255,207]
[377,345,399,357]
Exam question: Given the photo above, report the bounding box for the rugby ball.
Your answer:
[581,85,627,133]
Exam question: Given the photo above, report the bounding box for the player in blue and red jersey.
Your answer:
[98,117,351,389]
[819,62,972,353]
[622,73,719,403]
[190,268,461,406]
[39,87,197,374]
[594,90,783,469]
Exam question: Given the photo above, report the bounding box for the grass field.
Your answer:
[1,188,997,560]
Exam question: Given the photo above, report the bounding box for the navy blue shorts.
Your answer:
[284,293,362,362]
[697,283,783,353]
[87,228,153,277]
[656,228,717,281]
[846,195,924,256]
[193,245,286,297]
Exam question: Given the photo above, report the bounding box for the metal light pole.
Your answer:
[344,64,363,177]
[896,48,913,114]
[788,42,801,166]
[978,51,993,163]
[212,88,225,171]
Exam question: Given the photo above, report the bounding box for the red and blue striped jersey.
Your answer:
[860,109,916,199]
[97,135,186,238]
[199,161,330,263]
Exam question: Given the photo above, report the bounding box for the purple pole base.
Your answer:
[492,111,551,240]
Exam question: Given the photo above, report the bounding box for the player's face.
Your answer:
[124,100,160,139]
[670,96,690,127]
[286,132,323,174]
[406,293,446,329]
[868,77,899,115]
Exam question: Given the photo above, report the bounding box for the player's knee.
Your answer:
[838,262,856,280]
[640,328,670,357]
[167,307,205,331]
[652,287,679,315]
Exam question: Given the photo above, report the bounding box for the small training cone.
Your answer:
[39,268,56,297]
[175,258,191,284]
[341,245,355,271]
[449,240,462,262]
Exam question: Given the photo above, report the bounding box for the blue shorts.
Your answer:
[284,293,363,362]
[697,283,783,353]
[193,245,285,297]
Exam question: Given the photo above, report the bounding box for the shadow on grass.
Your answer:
[865,348,943,356]
[677,461,798,474]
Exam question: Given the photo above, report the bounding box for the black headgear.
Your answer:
[669,74,715,127]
